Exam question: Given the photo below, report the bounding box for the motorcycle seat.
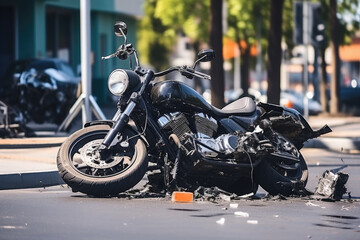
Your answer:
[212,97,256,116]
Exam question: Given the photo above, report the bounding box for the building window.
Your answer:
[46,7,72,63]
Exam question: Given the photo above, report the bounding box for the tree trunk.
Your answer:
[320,46,329,112]
[266,0,284,105]
[329,0,340,114]
[240,45,250,96]
[210,0,225,108]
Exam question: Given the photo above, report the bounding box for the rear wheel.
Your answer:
[57,125,147,196]
[255,135,308,196]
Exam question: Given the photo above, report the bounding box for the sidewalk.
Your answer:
[305,115,360,152]
[0,114,359,190]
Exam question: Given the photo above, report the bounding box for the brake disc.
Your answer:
[80,139,123,169]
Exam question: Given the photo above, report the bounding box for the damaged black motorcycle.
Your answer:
[57,22,332,197]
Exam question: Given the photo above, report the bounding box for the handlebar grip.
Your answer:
[101,54,115,60]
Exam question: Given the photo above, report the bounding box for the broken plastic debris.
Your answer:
[216,218,225,225]
[305,201,320,207]
[193,186,235,202]
[171,192,193,202]
[239,192,254,199]
[234,211,249,217]
[247,220,258,224]
[220,194,231,202]
[341,206,350,211]
[314,170,349,201]
[229,203,239,209]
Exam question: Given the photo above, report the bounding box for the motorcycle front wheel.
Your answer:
[57,124,148,196]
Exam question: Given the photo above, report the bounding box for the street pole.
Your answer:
[256,18,262,92]
[80,0,91,123]
[303,1,309,118]
[57,0,106,132]
[234,45,241,91]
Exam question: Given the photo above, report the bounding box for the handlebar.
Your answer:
[101,51,119,60]
[101,44,138,64]
[154,66,211,80]
[102,44,210,81]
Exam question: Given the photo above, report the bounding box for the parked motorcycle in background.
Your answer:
[0,58,80,137]
[57,22,332,197]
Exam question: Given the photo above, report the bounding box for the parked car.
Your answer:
[280,89,323,115]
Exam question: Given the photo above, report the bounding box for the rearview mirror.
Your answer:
[197,49,215,62]
[114,22,127,37]
[193,49,215,68]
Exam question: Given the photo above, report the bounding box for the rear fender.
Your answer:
[257,102,332,149]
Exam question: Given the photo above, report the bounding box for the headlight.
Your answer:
[108,69,129,96]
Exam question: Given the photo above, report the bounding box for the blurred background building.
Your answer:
[0,0,144,104]
[0,0,359,114]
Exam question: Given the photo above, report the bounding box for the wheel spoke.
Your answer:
[68,129,138,178]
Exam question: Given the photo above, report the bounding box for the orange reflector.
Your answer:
[283,100,294,109]
[171,192,193,202]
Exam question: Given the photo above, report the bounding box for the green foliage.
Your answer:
[318,0,360,46]
[137,0,176,71]
[283,0,295,53]
[154,0,210,44]
[138,0,211,70]
[226,0,272,72]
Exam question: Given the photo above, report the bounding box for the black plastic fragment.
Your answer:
[314,170,349,201]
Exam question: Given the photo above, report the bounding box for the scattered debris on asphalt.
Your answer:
[305,201,320,207]
[313,170,349,201]
[229,203,239,209]
[171,191,193,202]
[234,211,249,217]
[110,165,352,203]
[193,186,255,202]
[247,220,258,224]
[216,217,225,225]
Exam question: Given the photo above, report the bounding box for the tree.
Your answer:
[154,0,210,93]
[210,0,225,108]
[137,0,176,71]
[329,0,340,114]
[317,0,360,114]
[226,0,269,97]
[139,0,225,106]
[267,0,284,105]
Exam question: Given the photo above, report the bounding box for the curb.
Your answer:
[304,137,360,151]
[0,137,66,149]
[0,143,63,149]
[0,171,65,190]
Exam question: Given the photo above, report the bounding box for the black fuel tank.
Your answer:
[150,80,212,113]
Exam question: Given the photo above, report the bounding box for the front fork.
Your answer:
[101,101,136,147]
[100,69,154,149]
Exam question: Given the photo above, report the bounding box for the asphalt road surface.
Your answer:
[0,148,359,240]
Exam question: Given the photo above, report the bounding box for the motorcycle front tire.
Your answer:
[57,124,148,197]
